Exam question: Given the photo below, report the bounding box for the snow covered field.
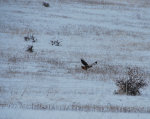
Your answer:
[1,108,150,119]
[0,0,150,118]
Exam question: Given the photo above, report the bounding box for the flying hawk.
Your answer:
[81,59,97,70]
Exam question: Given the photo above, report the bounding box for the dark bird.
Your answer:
[26,45,33,53]
[81,59,97,70]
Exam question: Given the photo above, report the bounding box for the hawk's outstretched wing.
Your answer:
[81,59,89,66]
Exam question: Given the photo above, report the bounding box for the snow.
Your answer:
[0,0,150,118]
[1,108,150,119]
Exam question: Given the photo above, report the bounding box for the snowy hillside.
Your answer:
[0,0,150,118]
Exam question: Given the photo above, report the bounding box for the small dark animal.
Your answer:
[81,59,97,70]
[26,45,33,53]
[43,2,50,7]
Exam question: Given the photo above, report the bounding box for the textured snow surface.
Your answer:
[1,108,150,119]
[0,0,150,118]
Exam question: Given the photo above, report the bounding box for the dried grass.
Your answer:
[0,103,150,113]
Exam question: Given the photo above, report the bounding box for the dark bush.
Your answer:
[26,45,33,53]
[43,2,50,7]
[50,40,62,46]
[24,34,37,42]
[115,67,147,96]
[24,36,30,41]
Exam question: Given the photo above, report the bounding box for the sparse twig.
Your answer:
[24,34,37,42]
[50,40,62,46]
[114,67,147,96]
[26,45,33,53]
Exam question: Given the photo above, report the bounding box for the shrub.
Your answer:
[43,2,50,7]
[26,45,33,53]
[24,34,37,42]
[50,40,62,46]
[114,67,147,96]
